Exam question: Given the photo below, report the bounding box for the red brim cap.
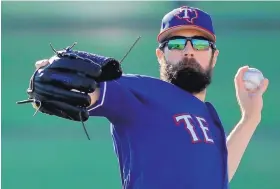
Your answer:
[158,6,216,43]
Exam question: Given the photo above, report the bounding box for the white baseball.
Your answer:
[243,67,264,91]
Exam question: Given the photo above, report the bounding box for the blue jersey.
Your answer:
[88,74,229,189]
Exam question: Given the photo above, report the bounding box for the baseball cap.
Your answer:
[157,6,216,43]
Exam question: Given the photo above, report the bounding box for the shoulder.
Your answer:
[115,73,193,101]
[113,73,168,87]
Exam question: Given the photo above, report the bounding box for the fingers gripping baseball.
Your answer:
[234,65,269,121]
[259,78,269,94]
[235,66,269,94]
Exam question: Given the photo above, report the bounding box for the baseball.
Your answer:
[243,67,264,91]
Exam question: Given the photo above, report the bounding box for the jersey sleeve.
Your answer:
[87,74,144,122]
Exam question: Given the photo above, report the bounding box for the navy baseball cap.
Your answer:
[157,6,216,43]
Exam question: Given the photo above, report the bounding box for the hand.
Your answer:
[234,66,269,124]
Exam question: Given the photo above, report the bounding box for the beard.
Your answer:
[160,56,214,94]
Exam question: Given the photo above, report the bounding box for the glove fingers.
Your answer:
[71,51,122,82]
[96,62,123,82]
[39,100,89,122]
[48,57,102,78]
[35,69,97,93]
[33,82,91,107]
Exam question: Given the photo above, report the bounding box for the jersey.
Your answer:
[88,74,229,189]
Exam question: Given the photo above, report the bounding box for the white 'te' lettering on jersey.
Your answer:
[174,114,214,144]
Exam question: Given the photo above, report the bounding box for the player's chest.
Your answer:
[172,112,224,146]
[149,105,225,148]
[137,108,226,163]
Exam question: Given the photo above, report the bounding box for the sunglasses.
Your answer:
[159,36,216,51]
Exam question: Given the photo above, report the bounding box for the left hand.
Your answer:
[234,66,269,124]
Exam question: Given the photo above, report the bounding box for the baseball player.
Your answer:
[20,6,269,189]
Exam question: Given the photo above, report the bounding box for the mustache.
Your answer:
[161,57,213,94]
[167,57,208,77]
[175,57,203,70]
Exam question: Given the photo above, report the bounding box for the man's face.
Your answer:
[156,29,219,94]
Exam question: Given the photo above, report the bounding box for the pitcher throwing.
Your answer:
[18,5,269,189]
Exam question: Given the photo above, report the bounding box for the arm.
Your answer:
[226,66,269,182]
[87,75,146,122]
[34,58,142,123]
[226,116,260,182]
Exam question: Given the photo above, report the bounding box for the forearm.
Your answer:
[226,115,260,182]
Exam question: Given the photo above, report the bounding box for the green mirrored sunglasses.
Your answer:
[159,36,216,51]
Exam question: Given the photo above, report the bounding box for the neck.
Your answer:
[193,90,206,102]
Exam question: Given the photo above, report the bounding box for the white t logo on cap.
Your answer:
[176,6,198,23]
[183,8,194,18]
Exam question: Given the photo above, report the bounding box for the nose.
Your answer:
[183,41,194,57]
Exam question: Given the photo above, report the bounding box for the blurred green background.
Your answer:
[2,1,280,189]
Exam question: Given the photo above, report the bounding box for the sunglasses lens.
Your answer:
[167,39,186,50]
[192,39,210,50]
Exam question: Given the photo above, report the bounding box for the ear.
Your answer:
[156,48,164,65]
[212,49,219,68]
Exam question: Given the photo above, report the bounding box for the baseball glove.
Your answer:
[16,42,122,139]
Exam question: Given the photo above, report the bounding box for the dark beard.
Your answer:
[160,57,213,94]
